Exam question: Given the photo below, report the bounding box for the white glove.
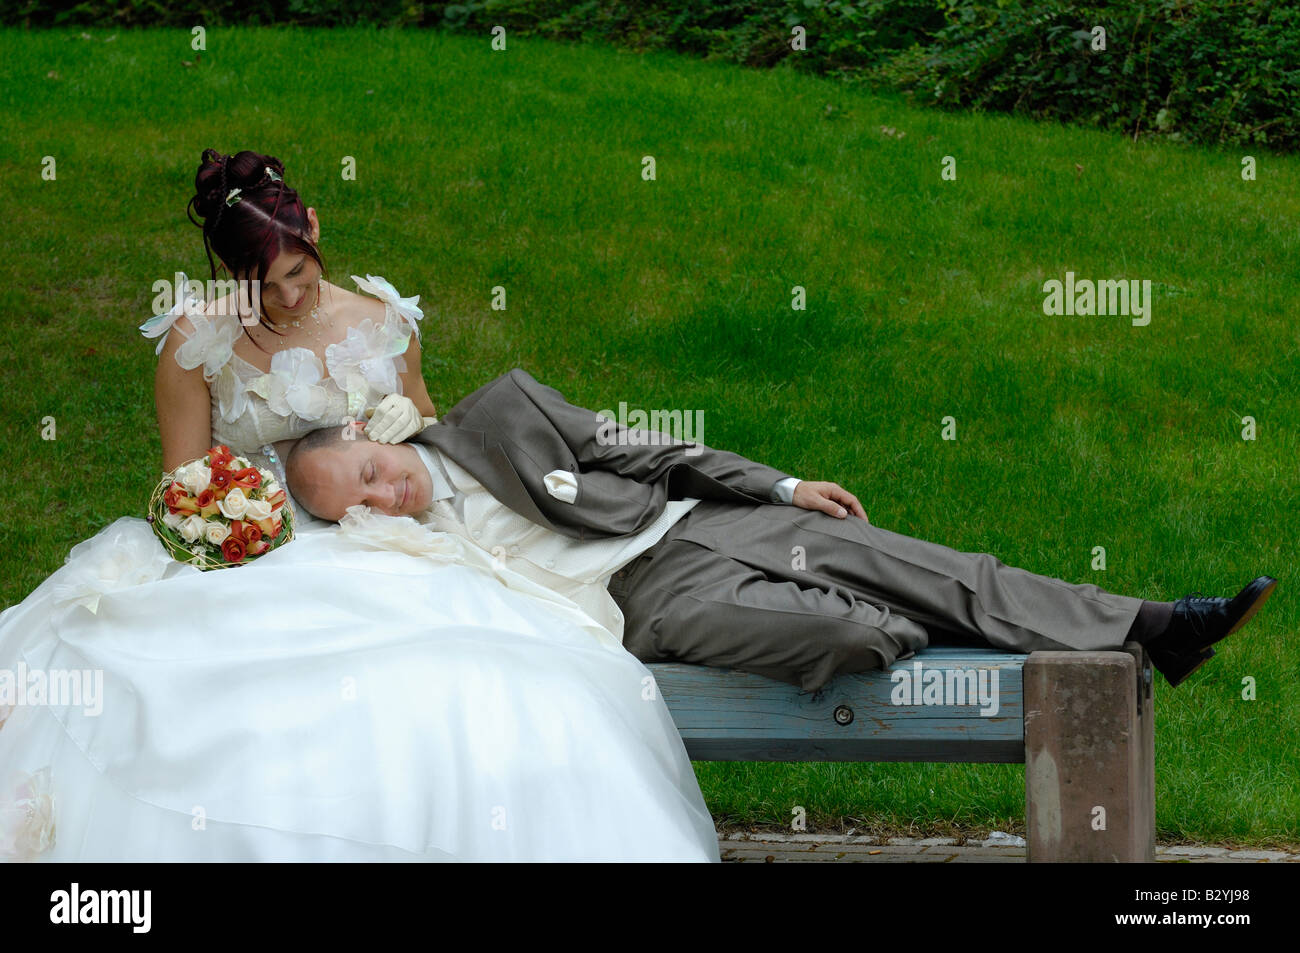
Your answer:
[363,394,424,444]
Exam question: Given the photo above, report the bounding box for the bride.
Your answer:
[0,149,720,862]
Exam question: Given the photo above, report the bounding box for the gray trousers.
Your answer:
[605,500,1144,692]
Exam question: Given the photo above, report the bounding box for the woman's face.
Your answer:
[256,250,322,320]
[236,207,322,324]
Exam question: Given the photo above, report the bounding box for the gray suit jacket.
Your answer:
[409,368,795,540]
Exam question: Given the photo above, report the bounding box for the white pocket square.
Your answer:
[543,469,578,504]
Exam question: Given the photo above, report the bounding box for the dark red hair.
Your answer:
[186,148,329,352]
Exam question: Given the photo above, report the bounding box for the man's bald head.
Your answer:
[286,422,434,522]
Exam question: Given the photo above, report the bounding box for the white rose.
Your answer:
[218,487,250,520]
[180,463,211,495]
[265,481,281,496]
[162,510,185,530]
[244,498,273,521]
[204,521,231,545]
[178,514,207,543]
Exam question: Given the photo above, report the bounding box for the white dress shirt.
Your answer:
[407,442,800,641]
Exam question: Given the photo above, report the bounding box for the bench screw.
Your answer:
[833,705,854,726]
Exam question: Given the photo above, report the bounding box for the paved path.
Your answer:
[718,832,1300,862]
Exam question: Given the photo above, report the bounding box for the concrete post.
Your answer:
[1024,644,1155,862]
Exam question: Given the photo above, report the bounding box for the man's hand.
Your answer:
[791,480,868,521]
[363,394,424,444]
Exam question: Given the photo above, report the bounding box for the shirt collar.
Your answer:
[411,442,456,501]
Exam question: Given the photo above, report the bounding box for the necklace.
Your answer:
[267,279,333,349]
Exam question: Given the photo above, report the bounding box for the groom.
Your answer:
[284,368,1276,693]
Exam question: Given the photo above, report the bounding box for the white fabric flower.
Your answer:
[352,274,424,342]
[49,517,183,615]
[139,271,204,355]
[204,521,232,545]
[216,364,250,424]
[325,318,408,405]
[174,312,241,381]
[218,487,250,520]
[246,349,331,421]
[0,768,56,861]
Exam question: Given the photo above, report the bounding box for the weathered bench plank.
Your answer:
[646,648,1027,762]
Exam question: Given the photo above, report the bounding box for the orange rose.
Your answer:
[256,517,285,541]
[248,539,270,556]
[266,488,286,510]
[232,467,262,490]
[240,521,263,546]
[221,536,247,563]
[209,469,232,491]
[198,489,221,518]
[163,482,196,513]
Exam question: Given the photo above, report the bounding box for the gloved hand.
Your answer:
[363,393,425,444]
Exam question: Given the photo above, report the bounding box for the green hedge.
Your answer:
[6,0,1297,151]
[873,0,1300,151]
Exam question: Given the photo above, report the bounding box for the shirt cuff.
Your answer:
[770,477,801,504]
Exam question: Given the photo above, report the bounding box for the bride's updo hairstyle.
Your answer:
[187,148,329,351]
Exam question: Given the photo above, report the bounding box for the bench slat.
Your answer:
[646,648,1028,763]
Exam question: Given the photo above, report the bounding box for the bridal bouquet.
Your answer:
[147,444,294,569]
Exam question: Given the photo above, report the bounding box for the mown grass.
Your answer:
[1,26,1295,845]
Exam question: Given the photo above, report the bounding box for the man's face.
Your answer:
[300,424,434,522]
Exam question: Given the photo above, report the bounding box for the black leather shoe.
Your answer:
[1148,645,1214,688]
[1145,576,1277,687]
[1161,576,1278,653]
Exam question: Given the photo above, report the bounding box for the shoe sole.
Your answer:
[1158,647,1215,689]
[1193,576,1277,653]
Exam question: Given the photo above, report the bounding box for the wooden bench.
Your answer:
[646,642,1155,862]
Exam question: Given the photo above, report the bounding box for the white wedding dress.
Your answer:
[0,273,719,862]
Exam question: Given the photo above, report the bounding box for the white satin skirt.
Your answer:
[0,511,719,862]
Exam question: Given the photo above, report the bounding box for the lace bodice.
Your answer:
[140,273,424,519]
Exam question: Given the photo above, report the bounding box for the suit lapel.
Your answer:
[412,422,564,534]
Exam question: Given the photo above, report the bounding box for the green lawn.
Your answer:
[1,26,1295,846]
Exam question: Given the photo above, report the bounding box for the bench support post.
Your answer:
[1024,644,1155,862]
